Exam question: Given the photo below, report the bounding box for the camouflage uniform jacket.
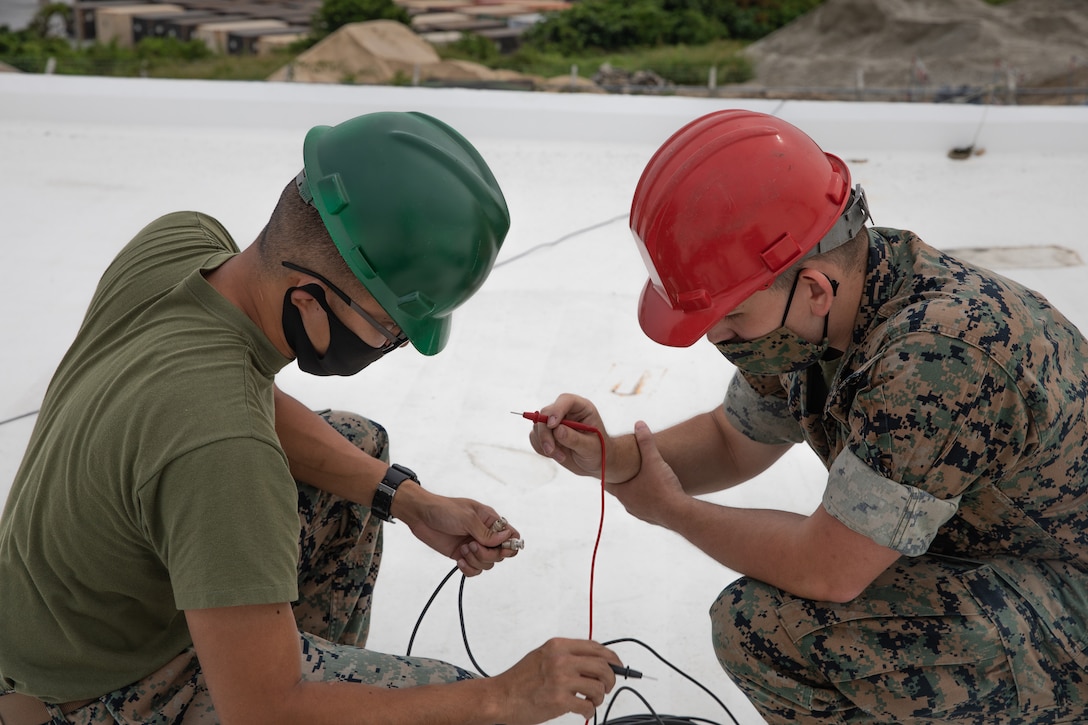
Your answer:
[724,227,1088,665]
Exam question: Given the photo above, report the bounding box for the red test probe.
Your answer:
[515,410,598,432]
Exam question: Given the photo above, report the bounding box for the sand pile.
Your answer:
[268,19,531,86]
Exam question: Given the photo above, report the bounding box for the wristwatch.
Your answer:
[372,463,418,523]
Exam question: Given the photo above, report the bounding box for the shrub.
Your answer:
[523,0,822,54]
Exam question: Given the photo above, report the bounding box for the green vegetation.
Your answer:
[1,2,291,78]
[0,0,822,86]
[442,36,753,86]
[0,0,410,77]
[0,21,288,80]
[523,0,820,55]
[461,0,817,84]
[131,51,295,81]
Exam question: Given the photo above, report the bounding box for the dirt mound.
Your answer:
[268,19,532,86]
[742,0,1088,94]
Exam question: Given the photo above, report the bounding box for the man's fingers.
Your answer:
[567,653,617,715]
[632,420,659,461]
[529,424,563,461]
[552,424,599,457]
[571,695,597,719]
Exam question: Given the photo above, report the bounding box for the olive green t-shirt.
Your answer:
[0,211,298,701]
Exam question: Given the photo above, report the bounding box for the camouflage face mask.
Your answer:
[714,271,838,376]
[715,325,830,375]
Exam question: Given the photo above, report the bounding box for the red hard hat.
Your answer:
[630,109,853,347]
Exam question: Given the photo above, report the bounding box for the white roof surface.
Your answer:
[2,74,1087,723]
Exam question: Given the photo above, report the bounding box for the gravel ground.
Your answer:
[741,0,1088,100]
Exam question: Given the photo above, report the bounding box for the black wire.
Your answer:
[405,565,459,657]
[407,566,739,725]
[604,717,721,725]
[405,565,490,676]
[458,570,489,677]
[600,686,666,724]
[0,409,39,427]
[603,637,739,725]
[493,214,627,268]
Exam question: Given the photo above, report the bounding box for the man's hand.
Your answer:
[527,394,643,483]
[394,484,521,576]
[188,606,620,724]
[605,421,688,528]
[489,638,622,724]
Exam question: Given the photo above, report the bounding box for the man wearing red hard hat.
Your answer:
[530,109,1088,723]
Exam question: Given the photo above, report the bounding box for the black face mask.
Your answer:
[282,284,385,376]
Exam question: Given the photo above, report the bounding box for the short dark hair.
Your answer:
[255,177,362,293]
[768,226,869,292]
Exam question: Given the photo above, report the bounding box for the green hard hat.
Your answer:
[297,111,510,356]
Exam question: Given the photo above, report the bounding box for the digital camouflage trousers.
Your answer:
[46,410,473,724]
[712,554,1088,724]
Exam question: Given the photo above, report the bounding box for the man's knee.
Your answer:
[709,576,775,673]
[709,579,848,723]
[321,410,389,462]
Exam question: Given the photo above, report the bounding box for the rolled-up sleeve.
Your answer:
[824,447,961,556]
[824,329,1030,555]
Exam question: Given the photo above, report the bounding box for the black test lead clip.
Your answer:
[611,663,655,680]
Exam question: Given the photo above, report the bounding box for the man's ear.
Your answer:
[288,286,330,351]
[798,269,836,317]
[288,286,316,308]
[288,286,325,327]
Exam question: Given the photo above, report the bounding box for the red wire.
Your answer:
[588,427,605,642]
[517,411,606,640]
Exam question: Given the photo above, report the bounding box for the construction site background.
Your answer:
[2,0,1086,105]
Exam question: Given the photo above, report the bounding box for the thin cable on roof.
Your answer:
[0,410,39,427]
[495,213,628,268]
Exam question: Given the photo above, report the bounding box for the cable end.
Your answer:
[515,410,548,424]
[609,663,644,679]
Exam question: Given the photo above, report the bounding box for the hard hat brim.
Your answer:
[637,278,722,348]
[407,316,449,357]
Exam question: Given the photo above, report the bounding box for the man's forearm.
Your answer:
[272,386,387,504]
[662,498,899,603]
[655,409,791,495]
[269,678,508,725]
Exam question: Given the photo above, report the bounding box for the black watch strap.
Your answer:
[372,463,418,523]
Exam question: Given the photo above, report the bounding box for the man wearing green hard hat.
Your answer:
[0,112,620,724]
